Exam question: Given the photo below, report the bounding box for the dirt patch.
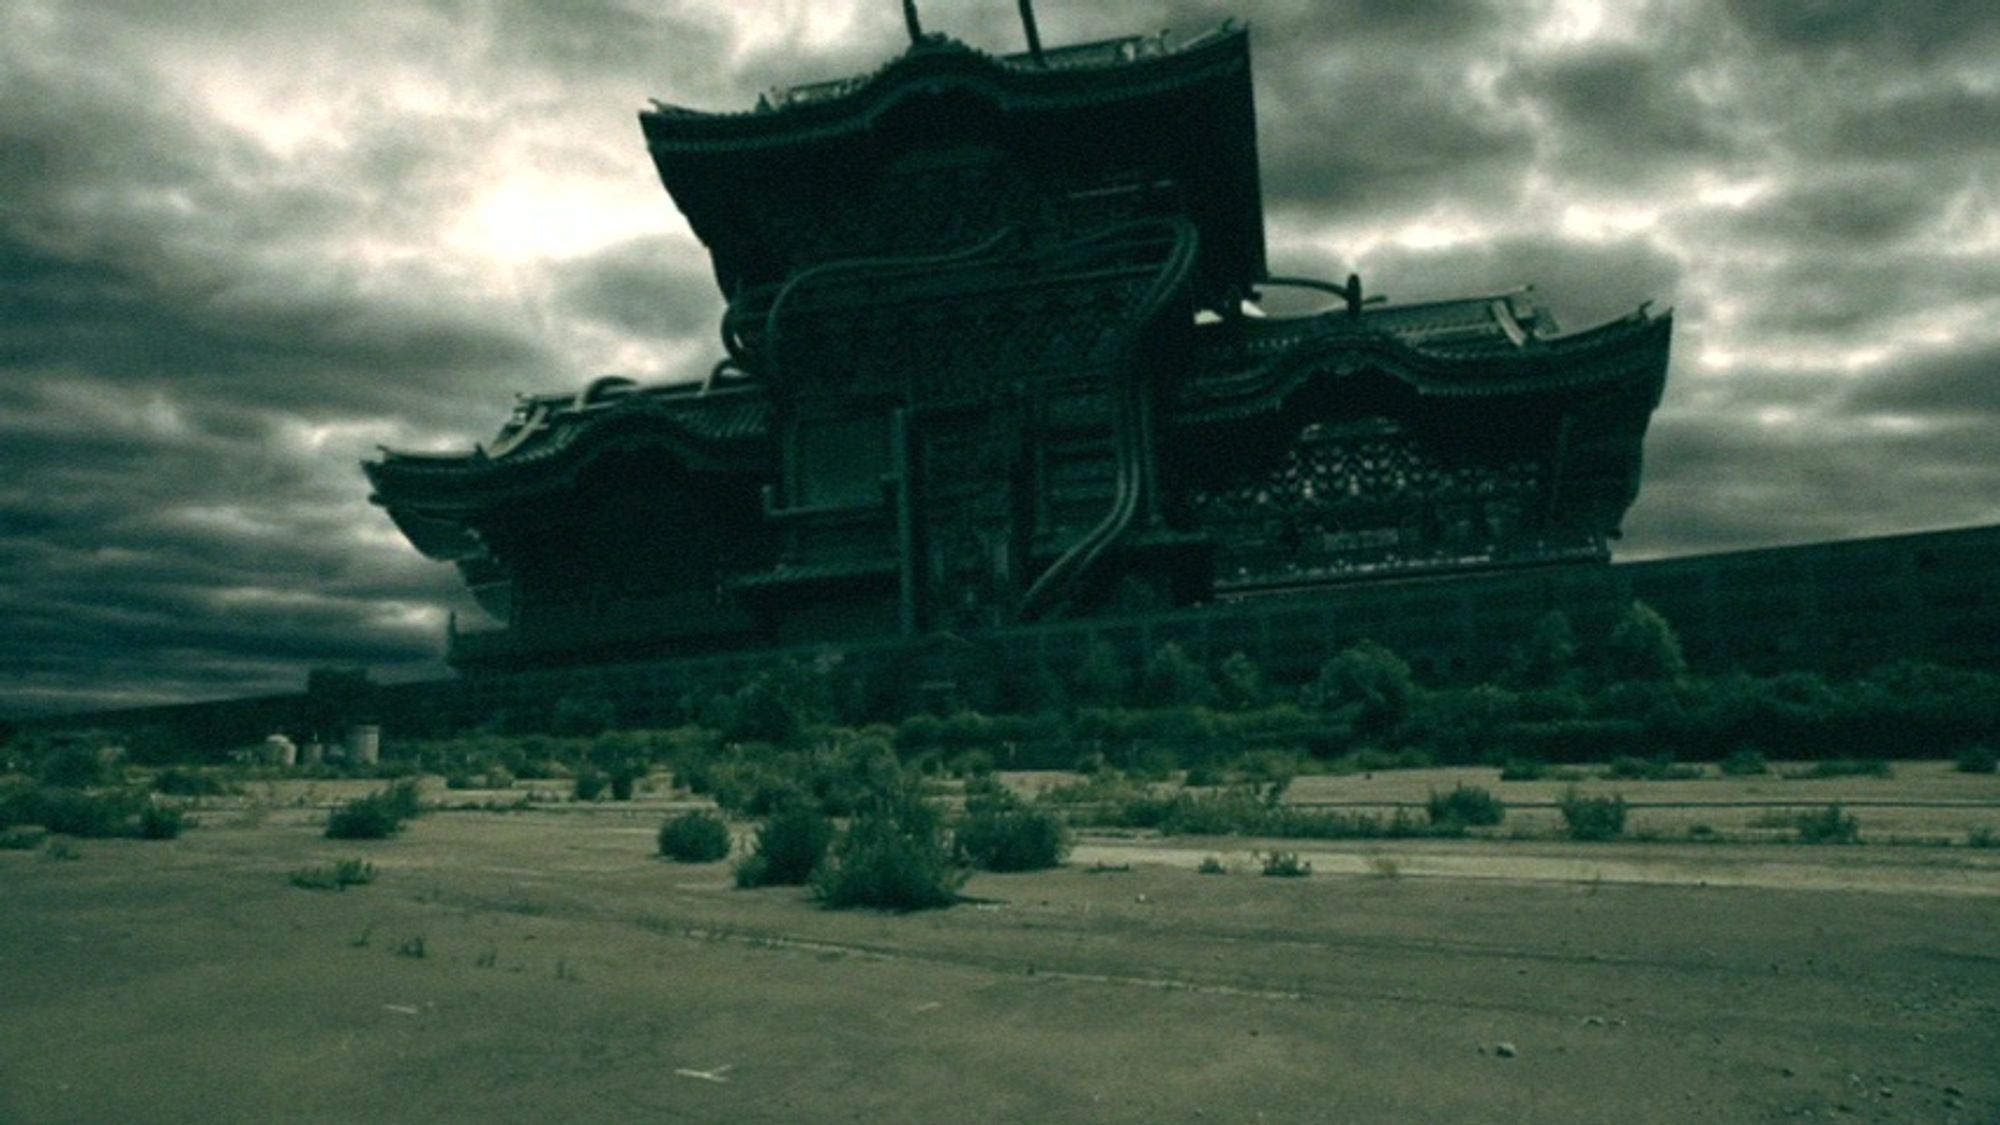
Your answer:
[1,804,1994,1123]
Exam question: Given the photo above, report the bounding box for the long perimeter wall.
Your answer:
[24,524,2000,744]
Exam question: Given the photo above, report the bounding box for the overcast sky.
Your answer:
[3,0,1996,715]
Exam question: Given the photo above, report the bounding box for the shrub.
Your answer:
[1720,749,1769,776]
[1796,758,1893,779]
[137,803,187,840]
[1601,601,1688,683]
[1307,640,1415,738]
[735,803,835,887]
[1557,789,1627,841]
[957,806,1070,872]
[813,789,965,910]
[0,825,47,850]
[1138,642,1216,708]
[326,781,423,840]
[153,768,232,796]
[1954,745,1997,774]
[573,769,608,801]
[1197,855,1227,874]
[38,745,117,789]
[1214,651,1267,711]
[34,788,144,838]
[609,767,641,801]
[1607,755,1701,781]
[1795,804,1860,844]
[290,858,376,890]
[1499,758,1547,781]
[1260,850,1311,877]
[659,811,733,863]
[1425,785,1506,828]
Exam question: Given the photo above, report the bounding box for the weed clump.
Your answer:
[1197,855,1227,875]
[153,768,233,796]
[957,804,1070,872]
[1260,851,1311,877]
[137,803,188,840]
[1558,789,1627,841]
[1795,804,1860,844]
[658,810,732,863]
[1719,749,1769,776]
[813,789,965,910]
[0,825,48,850]
[1954,745,1997,774]
[290,858,377,890]
[325,780,423,840]
[735,803,835,888]
[1425,785,1505,828]
[1794,758,1893,779]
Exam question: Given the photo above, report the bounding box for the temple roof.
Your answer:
[640,24,1265,296]
[1179,293,1672,424]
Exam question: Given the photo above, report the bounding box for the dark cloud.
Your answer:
[1723,0,2000,62]
[1843,341,2000,418]
[551,234,724,341]
[1,0,1995,713]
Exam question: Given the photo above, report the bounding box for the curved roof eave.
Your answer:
[1177,307,1672,425]
[640,27,1251,155]
[364,398,771,514]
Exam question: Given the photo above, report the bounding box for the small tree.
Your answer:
[551,695,615,738]
[1214,651,1267,711]
[1138,642,1215,708]
[735,803,835,887]
[1505,610,1579,689]
[1601,602,1688,684]
[1308,640,1416,738]
[658,811,733,862]
[1070,638,1129,709]
[813,787,966,910]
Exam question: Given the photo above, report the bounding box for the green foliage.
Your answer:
[735,803,836,887]
[325,781,423,840]
[153,768,234,796]
[1601,602,1688,683]
[1214,651,1267,711]
[1260,851,1311,877]
[550,694,615,737]
[1306,640,1416,738]
[724,659,835,745]
[1084,787,1461,841]
[1499,758,1551,781]
[1720,749,1770,776]
[572,768,608,801]
[1794,804,1860,844]
[38,744,118,789]
[1794,758,1893,779]
[1070,638,1129,709]
[1606,754,1701,781]
[814,787,966,910]
[1505,610,1579,689]
[289,858,376,890]
[1425,785,1506,828]
[957,804,1070,872]
[137,803,188,840]
[1557,789,1627,841]
[1954,745,1997,774]
[1138,642,1215,708]
[0,825,47,850]
[658,811,733,863]
[1197,855,1227,874]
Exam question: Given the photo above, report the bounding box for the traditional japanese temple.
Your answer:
[366,16,1672,671]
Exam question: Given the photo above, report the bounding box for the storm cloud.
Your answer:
[2,0,1996,713]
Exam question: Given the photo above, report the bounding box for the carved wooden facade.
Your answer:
[365,24,1672,669]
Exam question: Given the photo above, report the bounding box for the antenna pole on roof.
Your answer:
[1018,0,1046,65]
[902,0,924,44]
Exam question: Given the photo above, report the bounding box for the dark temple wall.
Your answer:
[24,524,1999,741]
